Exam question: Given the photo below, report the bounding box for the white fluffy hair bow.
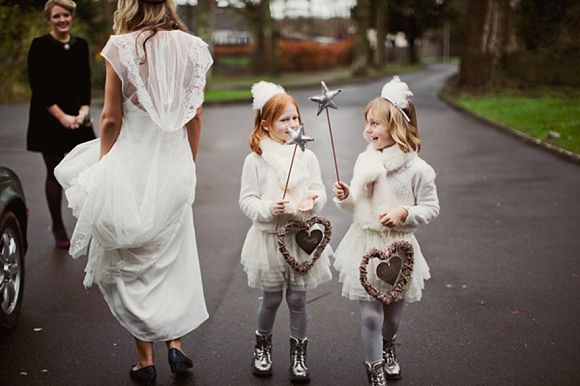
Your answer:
[380,76,413,122]
[251,81,286,111]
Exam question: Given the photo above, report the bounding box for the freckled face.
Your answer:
[365,111,395,150]
[49,5,73,35]
[263,104,300,143]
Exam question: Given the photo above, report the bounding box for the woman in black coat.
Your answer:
[27,0,95,248]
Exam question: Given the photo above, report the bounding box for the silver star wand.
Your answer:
[276,124,315,229]
[309,81,342,182]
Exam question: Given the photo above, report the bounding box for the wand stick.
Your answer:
[275,144,298,230]
[325,107,340,183]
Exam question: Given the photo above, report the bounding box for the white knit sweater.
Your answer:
[239,137,327,233]
[335,144,439,233]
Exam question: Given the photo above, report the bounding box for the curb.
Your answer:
[438,92,580,165]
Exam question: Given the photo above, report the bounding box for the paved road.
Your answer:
[1,62,579,385]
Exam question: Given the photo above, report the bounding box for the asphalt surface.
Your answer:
[1,62,579,385]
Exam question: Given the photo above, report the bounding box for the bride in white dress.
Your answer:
[54,0,212,383]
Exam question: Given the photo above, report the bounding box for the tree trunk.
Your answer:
[408,35,419,64]
[372,0,386,69]
[351,0,372,76]
[459,0,511,86]
[194,0,214,45]
[270,24,281,76]
[496,0,513,70]
[245,0,273,75]
[194,0,215,82]
[253,24,267,74]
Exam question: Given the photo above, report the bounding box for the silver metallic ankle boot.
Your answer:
[382,336,401,380]
[289,337,310,383]
[252,331,273,377]
[365,359,387,386]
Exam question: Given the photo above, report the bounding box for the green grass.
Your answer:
[205,64,423,102]
[208,64,423,93]
[210,69,351,91]
[204,89,252,102]
[218,56,251,67]
[451,90,580,154]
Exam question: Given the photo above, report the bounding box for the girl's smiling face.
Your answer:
[263,104,300,143]
[365,111,395,150]
[49,5,73,36]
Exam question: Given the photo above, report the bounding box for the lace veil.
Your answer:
[101,30,213,132]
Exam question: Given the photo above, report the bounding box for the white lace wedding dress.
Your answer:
[55,30,213,341]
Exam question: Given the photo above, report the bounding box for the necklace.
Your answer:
[50,31,71,50]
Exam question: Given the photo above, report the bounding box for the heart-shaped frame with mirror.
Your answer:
[359,241,414,305]
[277,216,331,275]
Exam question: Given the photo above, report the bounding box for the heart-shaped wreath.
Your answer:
[359,241,414,305]
[277,216,332,275]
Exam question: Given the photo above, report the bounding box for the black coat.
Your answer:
[27,33,96,153]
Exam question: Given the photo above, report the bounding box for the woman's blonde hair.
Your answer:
[44,0,76,21]
[113,0,186,62]
[364,97,421,153]
[249,93,302,155]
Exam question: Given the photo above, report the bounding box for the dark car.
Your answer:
[0,166,28,332]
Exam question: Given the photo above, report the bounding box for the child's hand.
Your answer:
[379,207,408,227]
[333,181,350,201]
[270,200,289,216]
[298,194,318,213]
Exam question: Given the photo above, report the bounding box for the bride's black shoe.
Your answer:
[168,348,193,373]
[130,365,156,386]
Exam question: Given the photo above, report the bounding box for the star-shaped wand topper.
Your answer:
[286,124,314,151]
[309,80,343,182]
[309,81,343,116]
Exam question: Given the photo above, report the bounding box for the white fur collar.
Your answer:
[259,136,307,190]
[353,144,417,197]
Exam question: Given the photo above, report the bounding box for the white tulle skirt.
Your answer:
[241,226,333,292]
[333,224,430,303]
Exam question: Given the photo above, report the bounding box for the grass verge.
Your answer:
[441,85,580,155]
[204,89,252,103]
[209,64,424,91]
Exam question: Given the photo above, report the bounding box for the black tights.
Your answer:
[42,153,67,237]
[257,288,308,339]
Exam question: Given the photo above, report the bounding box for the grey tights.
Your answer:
[257,288,307,339]
[359,299,405,363]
